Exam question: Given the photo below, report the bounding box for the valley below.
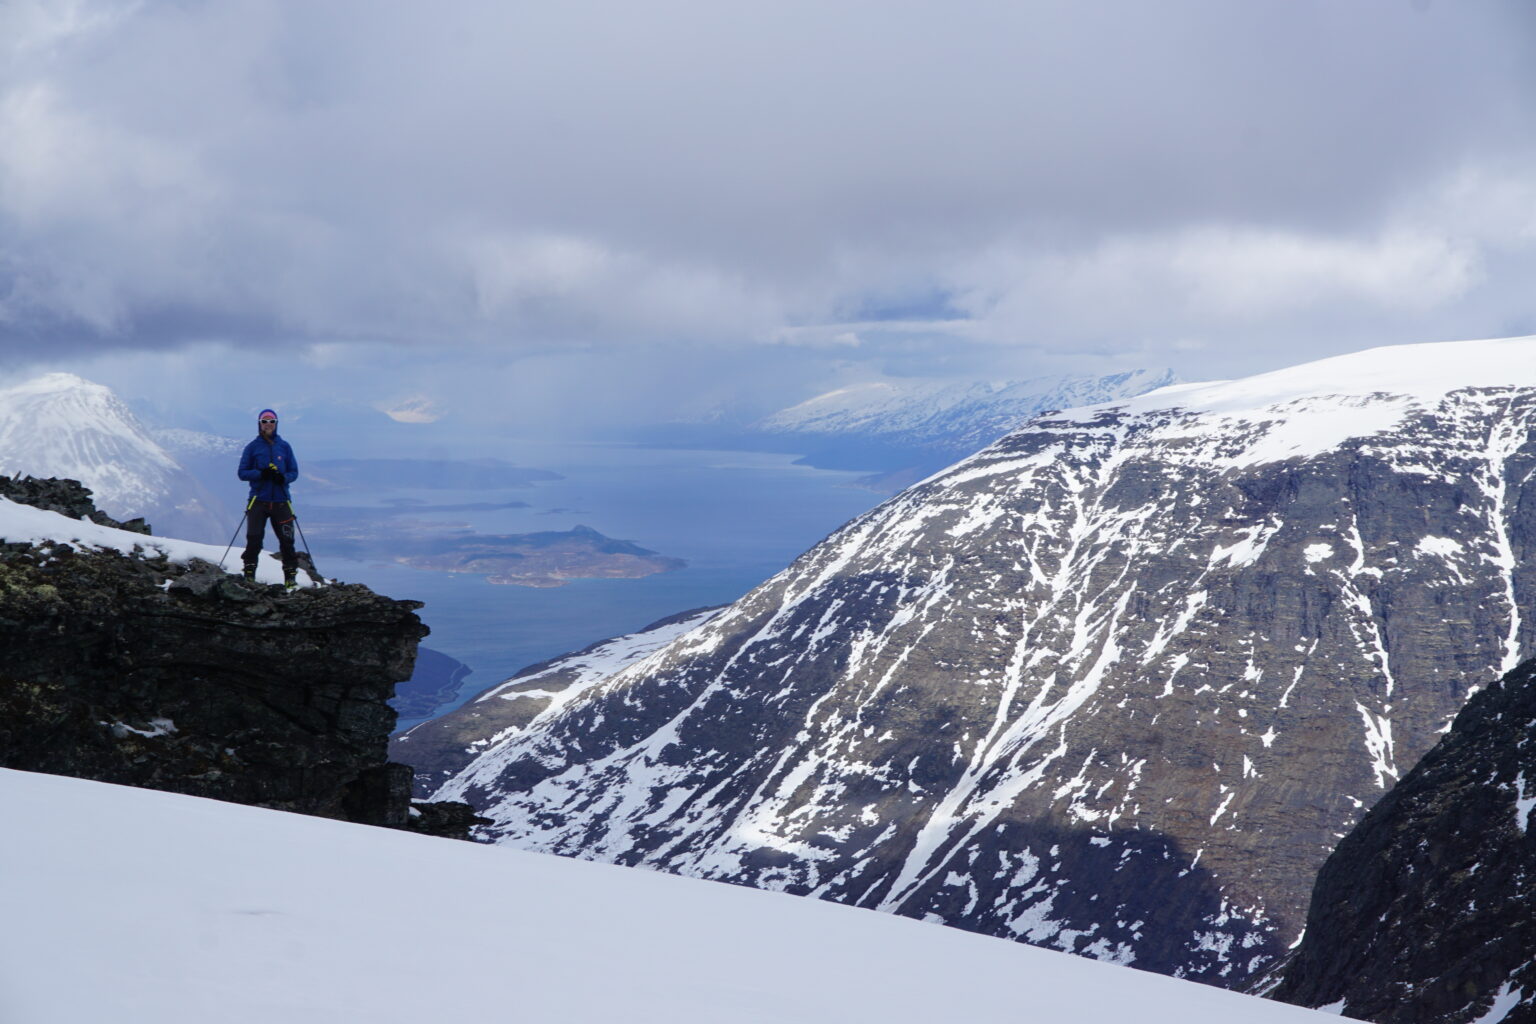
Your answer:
[292,443,882,729]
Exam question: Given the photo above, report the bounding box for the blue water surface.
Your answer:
[299,441,884,730]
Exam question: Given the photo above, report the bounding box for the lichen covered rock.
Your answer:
[0,474,150,533]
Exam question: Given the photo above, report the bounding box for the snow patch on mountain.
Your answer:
[474,608,718,710]
[397,607,723,792]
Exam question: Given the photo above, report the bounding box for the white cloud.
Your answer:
[952,223,1480,339]
[932,150,1536,369]
[452,229,788,344]
[0,80,212,332]
[467,234,618,314]
[1,0,1534,395]
[1410,164,1536,247]
[1165,228,1478,316]
[0,0,137,59]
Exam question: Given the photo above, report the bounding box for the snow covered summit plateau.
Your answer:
[1062,334,1536,464]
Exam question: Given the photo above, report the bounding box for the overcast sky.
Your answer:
[3,0,1535,436]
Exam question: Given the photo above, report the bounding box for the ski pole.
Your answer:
[219,498,254,571]
[282,483,324,582]
[292,511,322,581]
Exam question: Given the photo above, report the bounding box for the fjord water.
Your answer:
[303,440,881,730]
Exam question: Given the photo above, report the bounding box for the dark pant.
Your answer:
[243,500,298,575]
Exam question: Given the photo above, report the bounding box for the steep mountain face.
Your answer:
[429,337,1536,984]
[1267,657,1536,1023]
[0,373,228,542]
[0,476,477,837]
[757,369,1180,455]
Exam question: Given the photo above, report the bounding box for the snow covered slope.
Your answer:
[0,493,304,586]
[0,373,228,541]
[0,768,1331,1024]
[758,369,1179,454]
[430,334,1536,985]
[393,607,722,794]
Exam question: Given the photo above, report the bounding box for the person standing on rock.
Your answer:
[237,408,300,589]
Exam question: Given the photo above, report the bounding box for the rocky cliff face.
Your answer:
[0,476,477,835]
[425,338,1536,985]
[1267,657,1536,1023]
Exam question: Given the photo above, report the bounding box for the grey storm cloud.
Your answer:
[3,0,1535,378]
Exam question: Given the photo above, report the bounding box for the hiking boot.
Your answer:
[242,565,257,582]
[283,571,298,591]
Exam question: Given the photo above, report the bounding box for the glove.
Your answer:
[261,465,283,483]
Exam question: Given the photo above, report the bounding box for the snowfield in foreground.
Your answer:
[0,769,1329,1024]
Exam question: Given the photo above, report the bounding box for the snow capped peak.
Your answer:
[7,371,111,396]
[1,371,153,431]
[0,372,152,445]
[0,373,177,500]
[0,372,231,541]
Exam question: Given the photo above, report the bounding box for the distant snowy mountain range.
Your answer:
[415,335,1536,986]
[150,426,244,459]
[659,368,1185,491]
[757,368,1180,454]
[0,373,231,542]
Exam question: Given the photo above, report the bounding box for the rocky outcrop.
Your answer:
[0,475,150,533]
[1267,657,1536,1023]
[0,477,481,837]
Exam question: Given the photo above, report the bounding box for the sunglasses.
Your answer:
[259,418,277,424]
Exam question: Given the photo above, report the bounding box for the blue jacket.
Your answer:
[238,433,299,502]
